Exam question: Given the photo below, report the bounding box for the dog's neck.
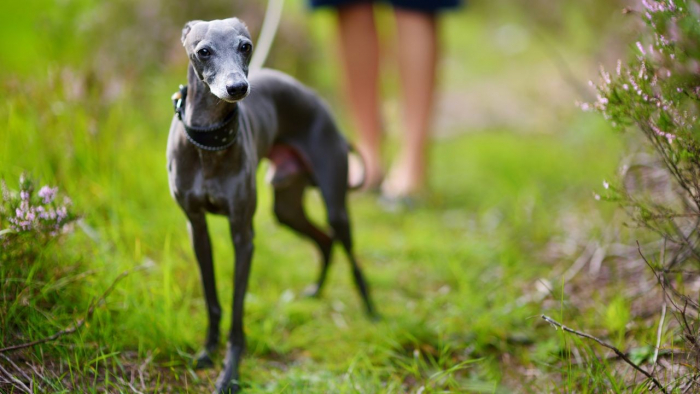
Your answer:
[185,65,239,129]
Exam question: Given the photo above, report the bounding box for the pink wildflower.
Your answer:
[636,41,646,55]
[38,186,58,204]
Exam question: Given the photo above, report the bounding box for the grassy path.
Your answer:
[2,105,622,391]
[0,1,633,391]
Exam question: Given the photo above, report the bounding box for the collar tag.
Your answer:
[172,84,187,120]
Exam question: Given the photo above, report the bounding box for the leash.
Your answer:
[249,0,285,73]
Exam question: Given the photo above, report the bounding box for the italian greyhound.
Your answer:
[166,18,377,394]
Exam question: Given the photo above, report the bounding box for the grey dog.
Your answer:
[166,18,377,393]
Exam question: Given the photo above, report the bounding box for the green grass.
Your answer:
[0,84,627,391]
[0,0,663,392]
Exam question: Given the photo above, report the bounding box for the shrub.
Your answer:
[588,0,700,389]
[591,0,700,225]
[0,174,77,263]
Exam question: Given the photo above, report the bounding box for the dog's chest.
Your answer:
[169,149,253,216]
[194,174,228,211]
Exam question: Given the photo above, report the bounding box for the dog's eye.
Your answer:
[197,48,211,59]
[240,43,252,54]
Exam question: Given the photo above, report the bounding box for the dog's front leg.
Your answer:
[187,212,222,369]
[216,218,254,394]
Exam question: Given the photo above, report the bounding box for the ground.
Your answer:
[2,1,670,392]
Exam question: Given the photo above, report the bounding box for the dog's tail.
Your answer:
[348,145,366,191]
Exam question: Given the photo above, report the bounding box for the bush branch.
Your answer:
[541,314,667,394]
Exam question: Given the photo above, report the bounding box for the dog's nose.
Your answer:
[226,81,249,97]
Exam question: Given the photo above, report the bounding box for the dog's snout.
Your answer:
[226,80,249,97]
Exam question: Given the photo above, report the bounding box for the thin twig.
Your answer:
[541,314,668,393]
[116,373,145,394]
[653,302,668,373]
[137,351,153,391]
[566,349,688,365]
[0,353,35,392]
[0,362,31,394]
[27,362,55,390]
[637,241,699,315]
[0,353,33,387]
[0,269,133,353]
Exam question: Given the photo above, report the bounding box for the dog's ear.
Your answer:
[229,17,250,37]
[181,20,203,46]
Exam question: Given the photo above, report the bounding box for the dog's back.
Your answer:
[243,68,350,184]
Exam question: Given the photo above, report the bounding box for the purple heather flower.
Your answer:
[651,124,677,143]
[38,186,57,204]
[37,207,50,220]
[636,42,646,55]
[56,206,67,221]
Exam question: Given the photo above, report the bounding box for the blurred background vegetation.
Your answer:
[1,0,678,392]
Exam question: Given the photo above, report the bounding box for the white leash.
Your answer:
[249,0,285,72]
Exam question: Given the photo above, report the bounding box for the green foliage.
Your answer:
[593,1,700,226]
[603,296,630,344]
[0,0,637,392]
[584,0,700,391]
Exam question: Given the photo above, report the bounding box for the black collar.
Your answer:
[172,85,239,151]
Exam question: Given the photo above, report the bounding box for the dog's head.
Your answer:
[181,18,253,103]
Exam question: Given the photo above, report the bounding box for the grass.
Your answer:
[0,0,667,392]
[0,92,627,391]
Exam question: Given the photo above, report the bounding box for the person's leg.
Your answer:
[382,7,437,198]
[337,2,383,189]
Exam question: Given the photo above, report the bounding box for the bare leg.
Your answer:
[337,3,383,189]
[382,9,438,198]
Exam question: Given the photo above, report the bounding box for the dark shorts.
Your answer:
[309,0,462,13]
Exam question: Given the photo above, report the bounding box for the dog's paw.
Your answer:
[193,350,215,370]
[215,379,240,394]
[367,311,382,322]
[301,283,321,298]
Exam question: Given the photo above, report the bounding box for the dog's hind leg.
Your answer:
[312,150,378,318]
[273,176,334,297]
[186,213,222,369]
[326,203,377,318]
